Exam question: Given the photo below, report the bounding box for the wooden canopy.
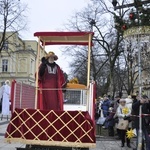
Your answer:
[34,31,94,46]
[34,31,94,109]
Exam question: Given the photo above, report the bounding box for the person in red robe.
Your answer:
[38,52,66,111]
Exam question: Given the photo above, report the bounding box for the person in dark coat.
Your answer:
[114,95,121,139]
[101,95,110,117]
[106,103,115,136]
[132,95,150,150]
[101,95,110,129]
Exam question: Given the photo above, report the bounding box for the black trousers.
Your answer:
[117,129,121,138]
[108,126,114,136]
[120,129,130,145]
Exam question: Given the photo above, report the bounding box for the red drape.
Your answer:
[5,108,96,148]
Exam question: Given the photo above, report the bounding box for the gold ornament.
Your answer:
[126,129,135,139]
[69,77,79,84]
[122,107,129,115]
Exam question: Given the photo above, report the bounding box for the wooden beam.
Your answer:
[35,36,41,109]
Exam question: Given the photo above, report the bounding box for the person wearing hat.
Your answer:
[38,51,66,111]
[115,99,132,148]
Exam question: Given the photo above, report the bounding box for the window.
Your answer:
[2,59,8,72]
[30,59,34,75]
[3,41,8,50]
[19,59,27,72]
[27,45,31,50]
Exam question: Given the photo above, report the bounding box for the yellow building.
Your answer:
[0,32,46,86]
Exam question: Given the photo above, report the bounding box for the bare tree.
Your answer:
[113,38,150,96]
[63,0,127,96]
[0,0,27,53]
[63,0,150,98]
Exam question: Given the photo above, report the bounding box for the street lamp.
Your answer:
[89,18,96,81]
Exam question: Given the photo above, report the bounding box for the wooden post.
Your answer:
[35,36,41,109]
[86,33,92,111]
[43,41,45,56]
[87,33,92,88]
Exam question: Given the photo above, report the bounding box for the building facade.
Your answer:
[0,32,46,86]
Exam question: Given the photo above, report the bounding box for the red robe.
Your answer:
[38,64,65,111]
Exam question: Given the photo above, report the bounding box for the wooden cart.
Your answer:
[5,31,96,150]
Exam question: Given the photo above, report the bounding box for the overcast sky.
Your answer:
[21,0,91,74]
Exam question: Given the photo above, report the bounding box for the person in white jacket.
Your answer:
[115,99,132,148]
[1,80,11,120]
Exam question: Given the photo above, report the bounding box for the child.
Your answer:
[106,103,115,136]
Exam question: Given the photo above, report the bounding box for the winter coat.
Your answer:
[101,99,110,117]
[106,107,115,127]
[132,100,150,130]
[116,104,132,128]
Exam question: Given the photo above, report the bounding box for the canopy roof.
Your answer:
[34,31,94,46]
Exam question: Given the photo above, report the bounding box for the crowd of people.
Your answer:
[95,94,150,150]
